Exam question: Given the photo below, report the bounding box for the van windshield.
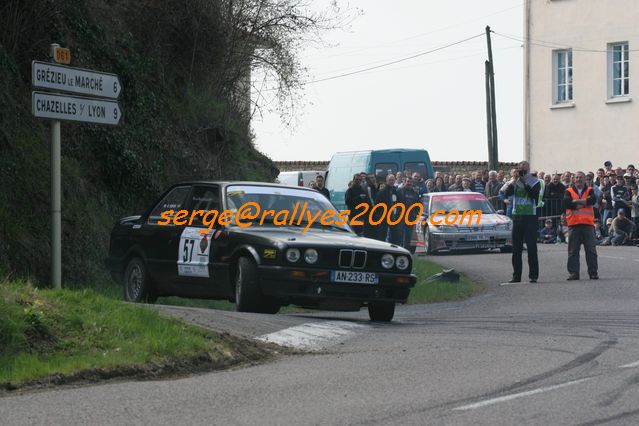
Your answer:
[375,163,398,181]
[404,162,429,178]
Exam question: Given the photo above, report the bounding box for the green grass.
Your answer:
[0,280,241,385]
[407,258,477,304]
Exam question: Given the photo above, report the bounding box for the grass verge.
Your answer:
[407,258,477,304]
[93,258,477,312]
[0,279,274,390]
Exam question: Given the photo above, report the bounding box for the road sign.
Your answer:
[32,91,122,125]
[53,47,71,64]
[32,61,122,99]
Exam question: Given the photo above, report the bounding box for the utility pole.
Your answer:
[485,60,494,169]
[485,26,499,171]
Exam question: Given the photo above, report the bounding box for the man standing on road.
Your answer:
[345,174,372,236]
[376,174,402,244]
[563,171,599,280]
[501,161,541,283]
[315,175,330,200]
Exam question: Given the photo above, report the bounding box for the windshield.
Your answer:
[225,185,350,231]
[430,194,496,215]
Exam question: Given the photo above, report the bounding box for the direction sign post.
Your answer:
[33,43,123,290]
[33,92,122,125]
[32,60,122,99]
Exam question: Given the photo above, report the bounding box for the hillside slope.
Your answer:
[0,0,278,285]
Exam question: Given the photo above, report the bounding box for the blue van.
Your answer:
[325,149,434,211]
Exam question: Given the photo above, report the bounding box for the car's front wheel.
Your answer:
[368,302,395,322]
[123,257,157,303]
[424,227,434,255]
[235,257,264,313]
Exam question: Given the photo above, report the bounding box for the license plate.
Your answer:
[331,271,379,284]
[465,234,487,241]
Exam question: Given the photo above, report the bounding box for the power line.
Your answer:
[307,1,527,60]
[494,31,639,52]
[305,32,486,85]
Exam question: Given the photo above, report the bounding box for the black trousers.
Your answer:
[512,215,539,280]
[567,225,598,276]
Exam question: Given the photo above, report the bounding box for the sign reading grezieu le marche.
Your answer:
[32,61,122,99]
[32,91,122,125]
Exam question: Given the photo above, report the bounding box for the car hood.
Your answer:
[230,226,409,252]
[429,212,511,228]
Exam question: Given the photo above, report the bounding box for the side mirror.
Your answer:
[497,209,505,215]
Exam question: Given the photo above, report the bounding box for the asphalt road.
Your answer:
[2,244,639,425]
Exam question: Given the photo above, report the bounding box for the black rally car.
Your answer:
[106,182,416,321]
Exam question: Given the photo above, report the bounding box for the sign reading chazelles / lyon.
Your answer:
[32,91,122,125]
[32,61,122,99]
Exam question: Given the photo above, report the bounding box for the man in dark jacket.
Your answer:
[611,178,630,217]
[315,174,330,200]
[543,174,566,226]
[376,174,402,244]
[345,174,372,236]
[398,179,420,250]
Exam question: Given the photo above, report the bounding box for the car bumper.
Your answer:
[429,231,512,252]
[257,265,416,304]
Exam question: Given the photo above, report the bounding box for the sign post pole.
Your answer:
[50,43,62,290]
[33,44,122,289]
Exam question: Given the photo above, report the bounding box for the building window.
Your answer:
[609,42,629,97]
[553,49,573,103]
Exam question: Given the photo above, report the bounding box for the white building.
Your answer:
[524,0,639,173]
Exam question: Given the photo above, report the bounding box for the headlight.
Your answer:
[496,223,512,231]
[381,253,395,269]
[396,255,409,270]
[304,248,318,264]
[286,248,301,262]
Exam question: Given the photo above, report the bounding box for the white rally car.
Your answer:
[415,191,513,254]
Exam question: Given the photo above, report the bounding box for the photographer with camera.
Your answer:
[501,161,542,283]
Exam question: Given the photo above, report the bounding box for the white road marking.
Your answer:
[452,378,590,411]
[619,360,639,369]
[255,321,367,351]
[499,282,526,286]
[599,255,627,260]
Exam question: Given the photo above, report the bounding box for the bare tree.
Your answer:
[217,0,359,126]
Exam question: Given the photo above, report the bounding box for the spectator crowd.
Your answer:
[305,160,639,250]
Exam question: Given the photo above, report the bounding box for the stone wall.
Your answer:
[273,161,518,178]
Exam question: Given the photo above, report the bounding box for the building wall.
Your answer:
[526,0,639,173]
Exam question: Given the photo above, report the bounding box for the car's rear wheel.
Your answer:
[123,257,157,303]
[368,302,395,322]
[235,257,263,313]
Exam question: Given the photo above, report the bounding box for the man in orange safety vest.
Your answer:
[563,171,599,280]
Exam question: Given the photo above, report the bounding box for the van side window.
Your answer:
[375,163,398,180]
[326,167,351,191]
[187,186,221,226]
[148,186,192,224]
[404,162,429,178]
